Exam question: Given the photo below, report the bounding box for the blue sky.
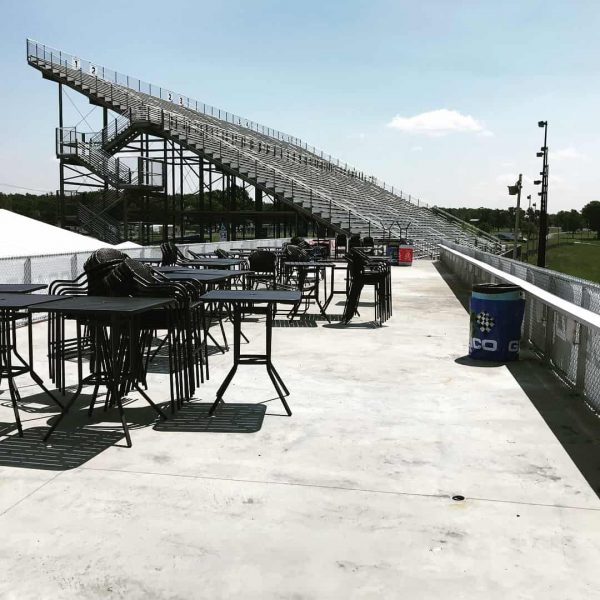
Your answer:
[0,0,598,211]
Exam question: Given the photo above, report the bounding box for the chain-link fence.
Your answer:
[440,241,600,413]
[0,238,292,288]
[0,238,291,325]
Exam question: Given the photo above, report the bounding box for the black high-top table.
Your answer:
[199,289,301,417]
[30,296,175,447]
[0,294,66,435]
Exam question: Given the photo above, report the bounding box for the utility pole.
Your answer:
[536,121,549,267]
[513,174,522,259]
[507,174,522,259]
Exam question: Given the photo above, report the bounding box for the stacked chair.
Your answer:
[102,256,206,409]
[160,242,196,267]
[348,235,362,252]
[214,248,232,258]
[48,249,210,414]
[247,250,278,289]
[342,248,392,326]
[335,234,347,258]
[280,244,321,320]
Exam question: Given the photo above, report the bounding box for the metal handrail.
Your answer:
[432,206,502,248]
[440,242,600,409]
[441,244,600,332]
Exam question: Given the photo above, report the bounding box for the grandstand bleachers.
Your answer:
[27,39,502,256]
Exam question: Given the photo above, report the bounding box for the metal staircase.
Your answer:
[76,190,124,244]
[28,39,503,256]
[56,126,165,190]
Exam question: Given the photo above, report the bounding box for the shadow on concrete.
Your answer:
[0,391,62,415]
[273,319,318,328]
[274,313,343,328]
[433,260,470,311]
[154,401,265,433]
[435,259,600,498]
[0,390,173,470]
[146,345,224,375]
[0,422,19,437]
[455,355,505,368]
[0,426,124,470]
[323,321,386,330]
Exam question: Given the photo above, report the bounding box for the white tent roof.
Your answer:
[114,241,142,249]
[0,209,110,258]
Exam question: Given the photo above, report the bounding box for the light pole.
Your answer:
[525,194,532,261]
[508,174,522,259]
[535,121,549,267]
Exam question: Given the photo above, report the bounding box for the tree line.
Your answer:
[0,192,58,224]
[441,201,600,238]
[0,187,281,225]
[3,191,600,239]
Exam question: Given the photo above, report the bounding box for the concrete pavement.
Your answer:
[1,261,599,599]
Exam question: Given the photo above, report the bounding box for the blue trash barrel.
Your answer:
[469,283,525,361]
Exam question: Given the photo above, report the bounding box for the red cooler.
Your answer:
[398,245,413,266]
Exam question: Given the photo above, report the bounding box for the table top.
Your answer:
[283,261,340,267]
[0,283,48,293]
[155,266,249,277]
[185,258,247,267]
[139,258,162,264]
[0,293,67,309]
[200,289,301,304]
[162,272,234,283]
[29,295,175,315]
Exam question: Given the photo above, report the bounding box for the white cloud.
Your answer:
[411,145,423,152]
[387,108,491,137]
[550,146,585,161]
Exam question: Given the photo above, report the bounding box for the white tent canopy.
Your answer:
[0,209,110,258]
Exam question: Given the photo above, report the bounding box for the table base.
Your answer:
[209,304,292,417]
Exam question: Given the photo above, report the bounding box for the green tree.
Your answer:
[566,209,582,233]
[582,201,600,238]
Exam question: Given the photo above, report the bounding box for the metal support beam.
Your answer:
[255,188,263,239]
[58,83,65,228]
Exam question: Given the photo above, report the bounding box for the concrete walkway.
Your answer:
[1,261,599,599]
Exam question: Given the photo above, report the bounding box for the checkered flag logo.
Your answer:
[476,311,495,333]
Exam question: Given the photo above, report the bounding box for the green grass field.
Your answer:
[545,242,600,283]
